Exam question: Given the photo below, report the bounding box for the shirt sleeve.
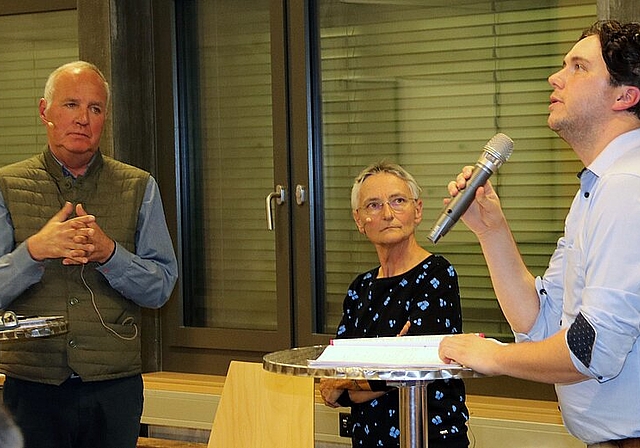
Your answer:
[522,172,640,382]
[0,189,46,309]
[96,176,178,309]
[514,243,566,343]
[567,173,640,381]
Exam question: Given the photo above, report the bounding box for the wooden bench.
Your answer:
[137,437,207,448]
[466,394,564,425]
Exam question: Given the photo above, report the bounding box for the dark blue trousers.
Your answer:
[3,374,143,448]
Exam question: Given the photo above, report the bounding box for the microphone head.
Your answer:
[365,217,372,223]
[47,121,55,129]
[483,133,514,165]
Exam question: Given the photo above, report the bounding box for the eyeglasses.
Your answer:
[358,196,416,215]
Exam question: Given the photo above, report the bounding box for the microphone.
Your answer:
[427,133,514,244]
[365,217,372,223]
[47,121,55,129]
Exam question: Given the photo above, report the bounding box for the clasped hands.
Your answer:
[319,378,385,409]
[27,201,115,265]
[319,321,412,408]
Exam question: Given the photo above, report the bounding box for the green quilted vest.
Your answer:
[0,149,150,384]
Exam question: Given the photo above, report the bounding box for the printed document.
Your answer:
[308,334,460,369]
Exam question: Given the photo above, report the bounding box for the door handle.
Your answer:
[295,184,307,205]
[266,185,286,230]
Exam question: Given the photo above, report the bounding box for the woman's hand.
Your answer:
[319,378,375,408]
[348,390,387,404]
[319,378,347,408]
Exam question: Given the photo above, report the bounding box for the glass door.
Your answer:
[162,0,296,367]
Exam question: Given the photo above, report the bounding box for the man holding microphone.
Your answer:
[438,20,640,448]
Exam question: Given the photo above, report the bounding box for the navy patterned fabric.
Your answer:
[567,312,596,368]
[336,255,469,448]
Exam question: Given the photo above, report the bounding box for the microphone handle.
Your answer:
[427,162,493,243]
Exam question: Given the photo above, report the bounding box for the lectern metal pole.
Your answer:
[398,381,431,448]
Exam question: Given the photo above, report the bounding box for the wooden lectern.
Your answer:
[207,361,314,448]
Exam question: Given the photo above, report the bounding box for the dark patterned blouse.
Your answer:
[336,255,469,448]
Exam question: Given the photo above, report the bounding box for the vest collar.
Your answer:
[43,148,103,182]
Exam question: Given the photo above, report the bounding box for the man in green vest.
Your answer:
[0,61,178,448]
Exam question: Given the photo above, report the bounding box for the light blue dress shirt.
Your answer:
[0,176,178,310]
[515,128,640,444]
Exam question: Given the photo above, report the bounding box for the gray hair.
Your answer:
[43,61,110,112]
[351,161,422,210]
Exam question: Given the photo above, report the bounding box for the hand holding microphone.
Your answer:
[427,133,513,243]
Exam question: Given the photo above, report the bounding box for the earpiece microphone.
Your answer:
[365,217,372,223]
[47,121,55,129]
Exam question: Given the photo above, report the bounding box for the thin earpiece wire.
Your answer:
[80,264,138,341]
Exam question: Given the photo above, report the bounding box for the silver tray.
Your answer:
[263,345,482,383]
[0,315,68,341]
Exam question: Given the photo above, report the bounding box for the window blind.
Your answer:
[0,10,78,168]
[319,0,595,338]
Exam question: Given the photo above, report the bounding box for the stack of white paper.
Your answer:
[308,335,460,369]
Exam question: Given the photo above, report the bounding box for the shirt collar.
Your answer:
[49,151,98,179]
[586,128,640,178]
[578,168,598,198]
[576,128,640,198]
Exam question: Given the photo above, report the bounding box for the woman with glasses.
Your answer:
[319,161,469,448]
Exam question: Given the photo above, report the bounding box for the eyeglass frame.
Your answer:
[356,196,417,216]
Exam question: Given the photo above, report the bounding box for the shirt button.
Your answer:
[68,340,77,348]
[69,297,79,306]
